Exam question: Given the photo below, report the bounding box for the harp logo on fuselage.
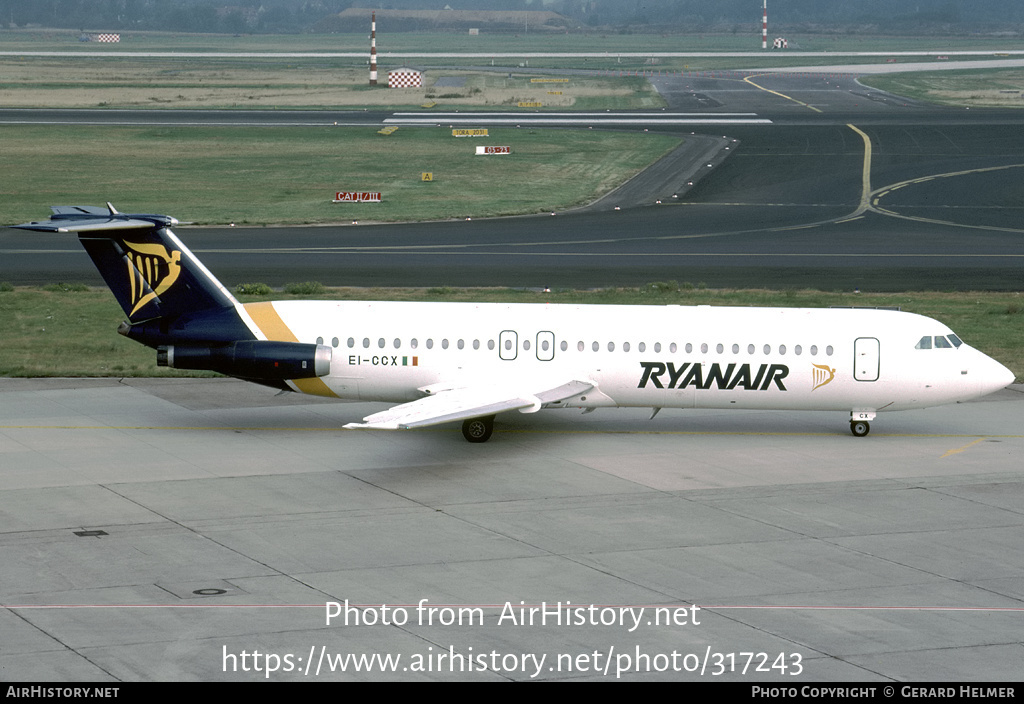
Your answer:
[811,363,836,390]
[124,241,181,316]
[638,362,789,391]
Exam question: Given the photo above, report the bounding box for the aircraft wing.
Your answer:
[343,379,594,430]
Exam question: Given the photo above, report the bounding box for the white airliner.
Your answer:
[16,205,1015,442]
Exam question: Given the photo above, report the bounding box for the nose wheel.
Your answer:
[462,415,495,443]
[850,411,875,438]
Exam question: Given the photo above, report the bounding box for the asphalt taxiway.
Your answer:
[2,377,1023,681]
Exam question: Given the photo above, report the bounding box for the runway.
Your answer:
[2,377,1022,681]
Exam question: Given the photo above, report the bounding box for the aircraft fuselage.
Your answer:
[243,300,1010,417]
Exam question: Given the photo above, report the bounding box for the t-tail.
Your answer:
[15,205,331,388]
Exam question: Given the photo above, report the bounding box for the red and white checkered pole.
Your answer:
[762,0,767,50]
[370,12,378,86]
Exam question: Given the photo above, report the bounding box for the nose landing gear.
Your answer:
[850,410,876,437]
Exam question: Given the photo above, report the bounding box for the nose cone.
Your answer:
[976,352,1015,397]
[995,360,1016,390]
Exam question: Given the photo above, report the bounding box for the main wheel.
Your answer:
[462,415,495,443]
[850,420,870,437]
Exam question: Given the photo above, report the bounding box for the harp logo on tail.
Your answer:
[124,241,181,316]
[811,363,836,391]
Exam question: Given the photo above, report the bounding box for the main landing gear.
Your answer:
[462,415,495,443]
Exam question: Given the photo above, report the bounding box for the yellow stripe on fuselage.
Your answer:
[244,301,298,342]
[243,301,339,398]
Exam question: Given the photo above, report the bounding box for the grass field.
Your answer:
[0,124,681,225]
[1,285,1020,380]
[0,57,662,109]
[863,67,1024,107]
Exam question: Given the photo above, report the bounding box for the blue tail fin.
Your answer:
[17,204,237,324]
[15,205,332,388]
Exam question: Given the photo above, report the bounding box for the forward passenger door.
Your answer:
[854,337,880,381]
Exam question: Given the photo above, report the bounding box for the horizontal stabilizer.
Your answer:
[14,204,177,234]
[16,218,162,233]
[52,205,117,216]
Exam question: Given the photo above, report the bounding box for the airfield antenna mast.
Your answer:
[370,12,378,86]
[762,0,768,50]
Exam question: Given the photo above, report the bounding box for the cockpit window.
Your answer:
[917,334,961,350]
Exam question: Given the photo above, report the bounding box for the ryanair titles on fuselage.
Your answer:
[638,361,790,391]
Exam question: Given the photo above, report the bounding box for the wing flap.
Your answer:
[344,379,593,431]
